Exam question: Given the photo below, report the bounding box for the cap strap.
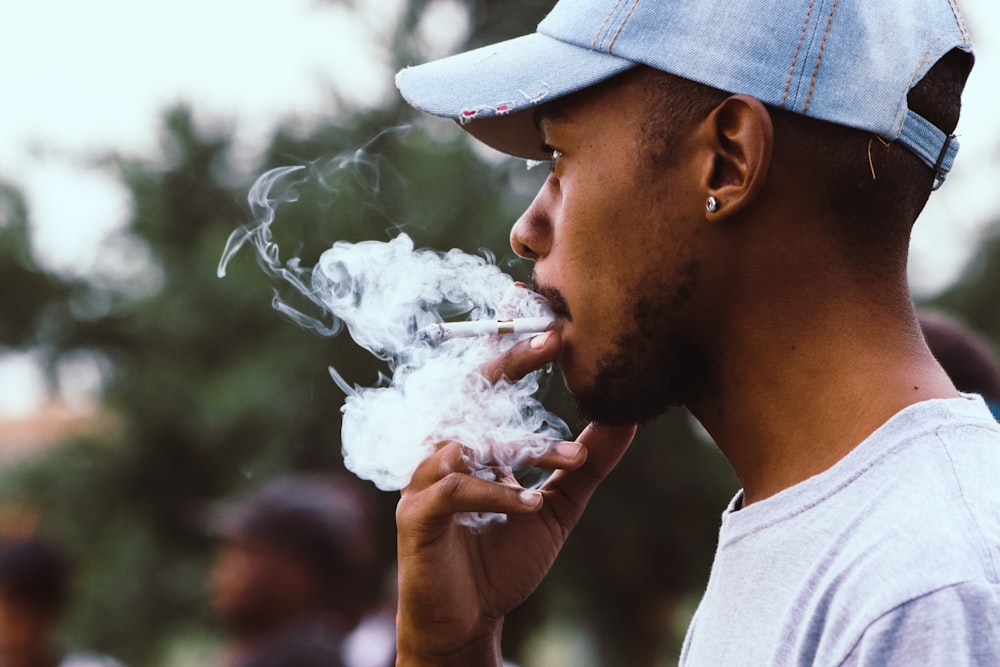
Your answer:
[898,109,960,190]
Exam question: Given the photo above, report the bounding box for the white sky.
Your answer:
[0,0,402,276]
[0,0,998,416]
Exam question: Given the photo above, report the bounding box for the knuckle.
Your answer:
[480,346,522,385]
[395,493,418,525]
[436,471,465,497]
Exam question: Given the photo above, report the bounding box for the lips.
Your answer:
[530,276,572,322]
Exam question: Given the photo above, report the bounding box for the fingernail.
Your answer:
[513,281,528,289]
[556,441,581,459]
[530,331,553,350]
[519,490,542,507]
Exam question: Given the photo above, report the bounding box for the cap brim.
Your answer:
[396,32,636,159]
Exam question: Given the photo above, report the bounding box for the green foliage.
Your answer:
[928,223,1000,340]
[0,85,552,665]
[0,183,77,350]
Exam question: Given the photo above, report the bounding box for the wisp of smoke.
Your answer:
[218,136,568,529]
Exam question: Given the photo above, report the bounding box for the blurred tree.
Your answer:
[927,224,1000,341]
[0,87,551,667]
[0,182,77,351]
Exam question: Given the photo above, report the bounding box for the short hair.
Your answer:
[218,476,379,611]
[635,67,729,174]
[0,537,72,613]
[769,48,971,275]
[636,49,971,274]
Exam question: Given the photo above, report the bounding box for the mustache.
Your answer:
[531,272,572,321]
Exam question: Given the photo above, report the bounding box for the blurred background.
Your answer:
[0,1,997,665]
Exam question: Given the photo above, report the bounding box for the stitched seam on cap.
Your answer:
[782,0,816,108]
[607,0,641,53]
[803,0,839,113]
[945,0,970,42]
[593,0,624,50]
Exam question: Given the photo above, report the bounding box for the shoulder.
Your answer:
[790,401,1000,661]
[823,409,1000,610]
[842,399,1000,572]
[839,581,1000,666]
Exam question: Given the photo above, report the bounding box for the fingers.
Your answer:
[401,446,543,529]
[480,330,562,384]
[411,437,588,490]
[530,440,588,471]
[572,423,637,478]
[428,473,542,516]
[540,423,636,521]
[402,423,634,539]
[403,436,590,526]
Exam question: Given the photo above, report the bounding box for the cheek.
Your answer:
[210,550,259,610]
[557,282,631,389]
[551,172,670,383]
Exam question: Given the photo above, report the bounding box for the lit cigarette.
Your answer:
[416,317,554,344]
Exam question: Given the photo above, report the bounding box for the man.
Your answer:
[0,537,123,667]
[209,475,392,667]
[392,0,1000,664]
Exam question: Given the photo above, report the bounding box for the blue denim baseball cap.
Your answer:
[396,0,974,188]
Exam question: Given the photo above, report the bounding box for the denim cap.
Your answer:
[396,0,974,188]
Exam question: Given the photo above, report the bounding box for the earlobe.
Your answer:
[701,95,773,219]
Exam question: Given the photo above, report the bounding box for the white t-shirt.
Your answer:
[681,395,1000,666]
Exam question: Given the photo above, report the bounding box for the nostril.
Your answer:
[510,222,538,260]
[511,185,553,260]
[512,242,536,261]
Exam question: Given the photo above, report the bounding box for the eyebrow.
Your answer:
[532,101,572,133]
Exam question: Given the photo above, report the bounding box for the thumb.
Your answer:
[574,422,637,478]
[541,422,637,519]
[479,329,562,384]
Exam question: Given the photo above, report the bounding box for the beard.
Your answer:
[568,257,715,425]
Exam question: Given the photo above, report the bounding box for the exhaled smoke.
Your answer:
[219,135,568,529]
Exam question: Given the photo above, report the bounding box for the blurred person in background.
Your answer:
[920,310,1000,419]
[209,475,393,667]
[0,537,122,667]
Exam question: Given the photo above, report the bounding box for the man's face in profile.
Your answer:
[511,71,715,425]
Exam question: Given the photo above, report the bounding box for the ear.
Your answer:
[698,95,773,219]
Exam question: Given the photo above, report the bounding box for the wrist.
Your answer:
[396,619,504,667]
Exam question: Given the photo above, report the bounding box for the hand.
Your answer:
[395,330,637,666]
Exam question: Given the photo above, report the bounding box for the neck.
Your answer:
[688,272,957,506]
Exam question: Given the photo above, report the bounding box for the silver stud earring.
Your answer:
[706,196,720,212]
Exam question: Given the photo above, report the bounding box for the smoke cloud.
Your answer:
[219,138,568,529]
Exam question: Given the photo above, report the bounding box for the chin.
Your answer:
[555,344,591,394]
[572,384,676,426]
[559,369,589,404]
[568,337,698,426]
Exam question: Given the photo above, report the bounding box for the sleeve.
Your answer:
[839,582,1000,666]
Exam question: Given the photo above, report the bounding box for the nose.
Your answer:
[510,179,555,261]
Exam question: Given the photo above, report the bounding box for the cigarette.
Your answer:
[416,317,554,344]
